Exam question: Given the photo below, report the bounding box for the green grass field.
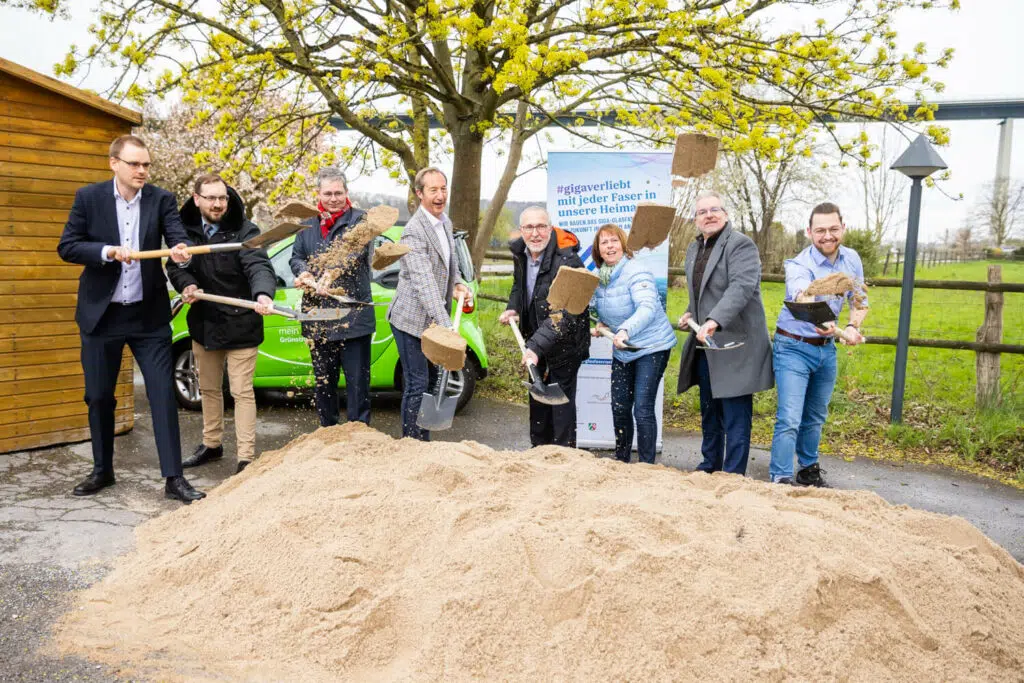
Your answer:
[477,261,1024,486]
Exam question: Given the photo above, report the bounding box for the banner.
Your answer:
[546,151,672,450]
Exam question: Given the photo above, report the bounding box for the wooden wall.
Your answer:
[0,70,135,452]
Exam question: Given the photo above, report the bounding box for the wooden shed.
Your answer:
[1,57,142,453]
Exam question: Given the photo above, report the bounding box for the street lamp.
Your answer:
[889,134,947,424]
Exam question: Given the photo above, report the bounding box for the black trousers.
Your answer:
[79,303,182,478]
[308,334,372,427]
[529,358,581,448]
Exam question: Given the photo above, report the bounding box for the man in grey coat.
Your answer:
[387,167,474,440]
[677,191,773,475]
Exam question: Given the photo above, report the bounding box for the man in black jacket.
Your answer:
[57,134,204,503]
[290,168,374,427]
[167,174,276,473]
[499,206,590,447]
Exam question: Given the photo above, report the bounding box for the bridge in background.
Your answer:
[329,98,1021,184]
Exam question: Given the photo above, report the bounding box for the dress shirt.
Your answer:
[525,251,542,301]
[776,245,868,338]
[422,208,450,268]
[102,182,143,304]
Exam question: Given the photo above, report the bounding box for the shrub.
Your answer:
[842,228,882,277]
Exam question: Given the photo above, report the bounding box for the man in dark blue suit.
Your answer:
[57,135,205,504]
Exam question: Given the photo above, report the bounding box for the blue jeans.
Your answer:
[695,351,753,474]
[391,325,436,441]
[769,334,837,481]
[611,350,670,464]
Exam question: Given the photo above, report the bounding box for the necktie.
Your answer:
[205,223,217,239]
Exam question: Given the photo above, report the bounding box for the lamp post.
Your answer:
[889,134,947,423]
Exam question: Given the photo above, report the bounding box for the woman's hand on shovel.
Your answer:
[522,348,539,367]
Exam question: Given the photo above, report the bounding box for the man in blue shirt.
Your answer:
[770,202,868,487]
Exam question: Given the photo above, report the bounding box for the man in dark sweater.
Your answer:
[166,174,276,473]
[290,168,374,427]
[499,206,590,447]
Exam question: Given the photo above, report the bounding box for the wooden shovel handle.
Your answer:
[508,315,528,354]
[129,244,223,260]
[192,291,260,312]
[826,322,862,345]
[451,291,467,329]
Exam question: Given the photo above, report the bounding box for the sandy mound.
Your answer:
[55,425,1024,681]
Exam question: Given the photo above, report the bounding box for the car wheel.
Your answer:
[450,355,479,414]
[173,341,202,411]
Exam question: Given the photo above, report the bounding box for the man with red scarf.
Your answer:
[291,168,374,427]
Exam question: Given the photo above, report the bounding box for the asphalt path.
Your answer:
[2,376,1022,680]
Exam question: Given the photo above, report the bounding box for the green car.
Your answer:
[169,225,489,412]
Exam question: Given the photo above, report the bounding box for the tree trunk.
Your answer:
[447,119,484,249]
[472,104,528,271]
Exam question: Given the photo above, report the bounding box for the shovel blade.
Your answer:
[243,221,306,248]
[523,380,569,406]
[278,303,352,321]
[699,340,745,351]
[416,393,458,430]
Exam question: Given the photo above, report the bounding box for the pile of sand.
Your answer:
[55,425,1024,681]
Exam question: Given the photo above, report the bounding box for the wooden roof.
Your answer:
[0,56,142,125]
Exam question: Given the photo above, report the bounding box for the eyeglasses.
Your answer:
[197,194,229,204]
[320,191,348,199]
[811,227,843,237]
[520,223,551,233]
[695,206,725,217]
[115,158,152,170]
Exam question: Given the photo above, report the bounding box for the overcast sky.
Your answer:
[2,0,1022,243]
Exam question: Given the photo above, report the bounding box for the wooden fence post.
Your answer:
[895,249,901,276]
[882,250,891,275]
[976,265,1003,410]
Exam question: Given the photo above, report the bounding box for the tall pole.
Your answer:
[890,176,923,423]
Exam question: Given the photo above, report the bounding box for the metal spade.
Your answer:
[191,291,350,322]
[508,316,569,405]
[416,292,467,431]
[685,318,744,351]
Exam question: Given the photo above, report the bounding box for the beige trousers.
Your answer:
[192,342,259,460]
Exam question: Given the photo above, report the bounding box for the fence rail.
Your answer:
[477,257,1022,360]
[482,251,1024,293]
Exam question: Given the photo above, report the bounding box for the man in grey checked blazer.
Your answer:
[388,167,474,440]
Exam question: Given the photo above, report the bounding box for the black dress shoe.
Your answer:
[235,460,251,474]
[165,475,206,504]
[182,444,223,468]
[73,472,115,496]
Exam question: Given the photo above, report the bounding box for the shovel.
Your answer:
[416,292,467,431]
[685,318,744,351]
[508,316,569,406]
[130,221,306,260]
[596,326,647,351]
[191,291,350,322]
